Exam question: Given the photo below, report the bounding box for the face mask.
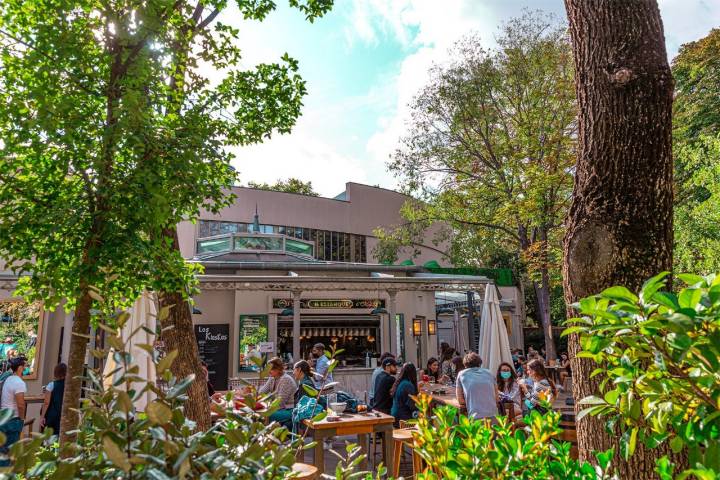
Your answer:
[500,371,512,379]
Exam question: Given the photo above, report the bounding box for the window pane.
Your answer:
[197,237,231,254]
[286,239,314,256]
[331,231,339,261]
[234,235,283,251]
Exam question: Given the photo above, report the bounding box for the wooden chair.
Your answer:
[557,419,578,459]
[291,462,319,480]
[22,418,34,438]
[392,421,422,478]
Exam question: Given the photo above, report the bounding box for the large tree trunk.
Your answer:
[59,290,92,448]
[533,271,556,362]
[158,227,211,431]
[562,0,684,477]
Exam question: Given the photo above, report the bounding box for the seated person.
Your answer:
[558,352,572,386]
[523,359,558,414]
[292,360,316,404]
[421,357,449,384]
[369,352,394,405]
[456,353,498,421]
[371,357,398,414]
[257,357,297,429]
[391,362,418,425]
[496,362,522,417]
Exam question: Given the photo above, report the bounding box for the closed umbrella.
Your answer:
[477,286,513,376]
[103,291,157,411]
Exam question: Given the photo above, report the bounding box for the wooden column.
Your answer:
[387,290,397,355]
[292,290,302,362]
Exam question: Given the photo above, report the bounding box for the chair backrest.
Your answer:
[501,402,516,421]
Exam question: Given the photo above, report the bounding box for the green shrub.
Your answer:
[410,394,613,479]
[567,272,720,478]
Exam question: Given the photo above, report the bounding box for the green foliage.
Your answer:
[0,301,40,364]
[247,178,319,196]
[0,0,332,314]
[376,11,575,359]
[673,135,720,274]
[672,29,720,275]
[410,394,612,479]
[3,318,300,478]
[567,273,720,478]
[379,11,575,279]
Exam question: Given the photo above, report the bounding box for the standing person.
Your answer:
[292,360,316,404]
[257,357,297,429]
[496,362,522,416]
[390,362,418,425]
[523,359,557,414]
[311,343,332,388]
[40,363,67,435]
[0,357,27,466]
[371,357,398,414]
[369,352,394,405]
[456,353,498,421]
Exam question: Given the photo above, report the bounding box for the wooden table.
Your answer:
[303,411,395,475]
[25,394,44,404]
[420,387,462,409]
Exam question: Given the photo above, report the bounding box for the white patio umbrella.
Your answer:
[103,291,157,411]
[477,286,513,376]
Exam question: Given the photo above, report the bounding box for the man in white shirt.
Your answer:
[311,343,333,388]
[0,356,27,466]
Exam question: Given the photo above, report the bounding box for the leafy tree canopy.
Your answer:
[672,29,720,274]
[247,178,319,196]
[0,0,332,312]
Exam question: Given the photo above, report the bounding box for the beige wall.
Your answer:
[178,182,450,266]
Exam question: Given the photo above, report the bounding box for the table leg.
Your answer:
[313,431,326,476]
[378,426,395,477]
[356,433,369,471]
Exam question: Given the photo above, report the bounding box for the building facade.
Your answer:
[1,182,524,401]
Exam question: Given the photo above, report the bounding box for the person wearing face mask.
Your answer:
[496,362,522,415]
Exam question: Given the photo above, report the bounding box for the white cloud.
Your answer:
[230,117,369,198]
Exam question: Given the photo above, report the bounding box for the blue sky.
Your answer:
[217,0,720,197]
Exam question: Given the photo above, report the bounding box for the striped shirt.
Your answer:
[258,373,297,410]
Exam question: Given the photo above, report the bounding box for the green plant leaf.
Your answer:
[156,350,178,374]
[103,436,130,472]
[146,401,173,425]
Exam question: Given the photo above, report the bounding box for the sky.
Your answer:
[216,0,720,198]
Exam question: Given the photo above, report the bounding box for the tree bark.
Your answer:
[533,271,556,362]
[563,0,684,477]
[58,290,92,448]
[158,227,211,431]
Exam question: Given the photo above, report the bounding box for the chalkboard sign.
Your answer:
[195,324,229,391]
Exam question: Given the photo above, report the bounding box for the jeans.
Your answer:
[0,417,23,466]
[269,408,293,430]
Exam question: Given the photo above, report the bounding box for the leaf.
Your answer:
[156,350,178,374]
[302,384,318,397]
[640,272,670,303]
[601,286,638,303]
[146,401,173,425]
[677,273,704,287]
[103,436,130,472]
